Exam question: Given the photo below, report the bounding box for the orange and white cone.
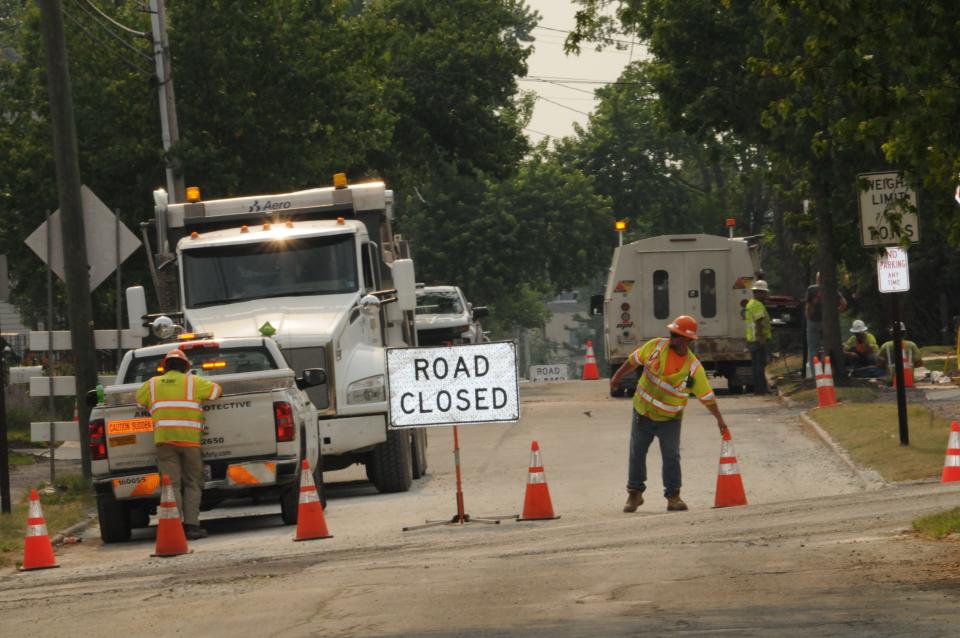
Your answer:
[892,348,915,388]
[518,441,560,521]
[294,460,332,541]
[152,475,190,557]
[20,489,59,571]
[814,356,837,408]
[941,421,960,483]
[714,429,748,508]
[582,340,600,381]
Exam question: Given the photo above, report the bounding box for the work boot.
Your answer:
[184,524,208,540]
[665,492,688,512]
[623,490,644,513]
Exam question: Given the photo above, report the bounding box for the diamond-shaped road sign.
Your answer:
[25,185,141,291]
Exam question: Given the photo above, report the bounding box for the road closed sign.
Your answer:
[386,342,519,428]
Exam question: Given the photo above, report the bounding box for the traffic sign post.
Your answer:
[387,342,520,530]
[877,247,910,446]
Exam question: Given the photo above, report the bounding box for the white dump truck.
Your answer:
[127,176,428,500]
[89,337,326,542]
[592,233,762,395]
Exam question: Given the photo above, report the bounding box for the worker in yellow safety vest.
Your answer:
[610,315,728,513]
[136,348,222,540]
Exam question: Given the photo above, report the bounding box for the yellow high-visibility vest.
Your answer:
[136,371,222,447]
[630,338,717,421]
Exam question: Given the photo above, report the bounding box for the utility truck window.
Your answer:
[182,234,358,308]
[416,291,463,315]
[653,270,670,319]
[123,346,278,384]
[700,268,717,318]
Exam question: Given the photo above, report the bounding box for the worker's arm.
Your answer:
[912,343,923,368]
[610,358,638,393]
[837,293,848,312]
[690,367,727,434]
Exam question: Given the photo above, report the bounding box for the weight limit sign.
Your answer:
[386,342,519,428]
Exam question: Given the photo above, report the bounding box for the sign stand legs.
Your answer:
[402,426,516,531]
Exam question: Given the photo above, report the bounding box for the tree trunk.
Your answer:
[813,172,846,383]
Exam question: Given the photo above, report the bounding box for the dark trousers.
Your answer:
[748,341,768,395]
[626,411,682,497]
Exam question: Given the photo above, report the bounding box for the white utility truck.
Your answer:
[127,176,428,501]
[89,337,326,542]
[415,284,488,346]
[593,233,762,395]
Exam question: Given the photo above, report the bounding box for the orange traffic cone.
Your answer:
[294,460,332,541]
[152,475,190,557]
[892,347,915,388]
[813,356,837,408]
[582,340,600,380]
[20,489,59,571]
[941,421,960,483]
[714,429,748,508]
[518,441,560,521]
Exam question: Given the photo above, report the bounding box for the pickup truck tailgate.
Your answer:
[100,371,295,472]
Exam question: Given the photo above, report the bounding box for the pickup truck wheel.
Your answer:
[281,460,327,524]
[369,429,413,493]
[97,492,131,543]
[411,429,428,479]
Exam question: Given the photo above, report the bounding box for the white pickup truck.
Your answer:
[88,336,326,542]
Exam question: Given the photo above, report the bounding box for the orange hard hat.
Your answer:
[162,348,191,367]
[667,315,699,340]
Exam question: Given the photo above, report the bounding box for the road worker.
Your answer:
[878,322,923,384]
[136,348,222,540]
[844,319,879,370]
[745,280,772,395]
[610,315,729,513]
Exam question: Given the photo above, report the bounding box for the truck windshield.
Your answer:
[416,291,463,315]
[182,234,358,308]
[122,346,279,384]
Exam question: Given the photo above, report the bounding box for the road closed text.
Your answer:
[387,342,520,428]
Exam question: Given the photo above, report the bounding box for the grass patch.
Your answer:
[811,403,950,482]
[923,356,957,374]
[913,507,960,540]
[769,354,804,377]
[920,345,955,357]
[792,385,879,406]
[0,474,94,569]
[8,451,37,466]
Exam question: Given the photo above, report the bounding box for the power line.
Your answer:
[62,7,152,76]
[79,0,147,38]
[534,25,639,48]
[524,126,556,138]
[535,94,591,117]
[69,0,152,62]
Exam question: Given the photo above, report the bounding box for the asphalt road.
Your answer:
[2,380,958,637]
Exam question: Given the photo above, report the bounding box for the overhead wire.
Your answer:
[62,7,152,76]
[69,0,153,63]
[79,0,147,38]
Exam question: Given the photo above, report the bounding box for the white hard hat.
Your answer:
[751,279,769,292]
[850,319,868,333]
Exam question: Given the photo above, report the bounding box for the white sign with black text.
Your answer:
[857,171,919,246]
[877,246,910,293]
[529,364,568,382]
[386,342,519,428]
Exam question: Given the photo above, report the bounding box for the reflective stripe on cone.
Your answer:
[942,422,960,483]
[20,489,58,571]
[518,441,560,521]
[152,475,190,557]
[714,431,747,508]
[294,459,332,541]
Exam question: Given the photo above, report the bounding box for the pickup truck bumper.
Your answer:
[93,456,301,502]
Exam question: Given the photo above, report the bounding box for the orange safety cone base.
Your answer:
[152,476,191,557]
[713,475,748,508]
[942,466,960,483]
[518,484,561,521]
[19,539,60,572]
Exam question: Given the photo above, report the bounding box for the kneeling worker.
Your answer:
[878,322,922,384]
[136,348,222,540]
[610,315,728,513]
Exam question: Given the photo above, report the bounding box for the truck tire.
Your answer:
[369,429,413,493]
[411,428,428,479]
[97,492,131,543]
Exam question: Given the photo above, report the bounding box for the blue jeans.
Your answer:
[626,411,682,497]
[748,341,768,394]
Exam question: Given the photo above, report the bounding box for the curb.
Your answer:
[52,514,95,546]
[798,410,887,490]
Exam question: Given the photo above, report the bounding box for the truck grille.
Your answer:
[280,346,331,410]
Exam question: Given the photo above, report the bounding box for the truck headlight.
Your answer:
[347,375,385,404]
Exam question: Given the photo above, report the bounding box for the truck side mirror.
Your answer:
[296,368,327,390]
[472,306,489,320]
[590,295,604,316]
[391,259,416,312]
[126,286,149,338]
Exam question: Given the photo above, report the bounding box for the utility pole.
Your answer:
[149,0,185,204]
[38,0,97,477]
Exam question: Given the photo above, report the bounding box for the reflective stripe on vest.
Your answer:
[633,338,696,420]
